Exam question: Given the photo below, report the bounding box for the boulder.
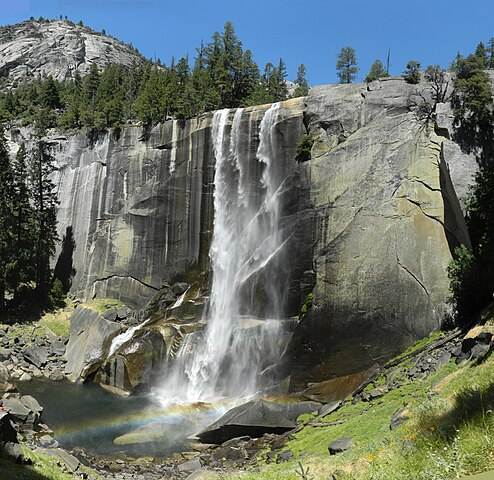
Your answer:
[317,401,342,418]
[24,346,48,368]
[34,447,80,471]
[95,328,165,394]
[0,363,15,394]
[328,437,353,454]
[102,309,118,322]
[177,458,202,473]
[113,422,169,445]
[50,341,66,356]
[302,365,379,403]
[0,347,11,362]
[38,434,59,448]
[64,306,122,383]
[390,406,410,429]
[1,398,31,423]
[19,372,32,382]
[197,400,296,444]
[19,395,43,425]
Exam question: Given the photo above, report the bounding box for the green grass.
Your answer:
[218,337,494,480]
[83,298,125,313]
[0,307,71,342]
[0,446,99,480]
[388,330,445,365]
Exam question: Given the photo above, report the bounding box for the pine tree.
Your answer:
[135,67,166,124]
[272,58,288,101]
[475,42,489,68]
[336,47,358,84]
[403,60,421,84]
[0,129,15,310]
[365,59,388,83]
[454,53,492,123]
[488,38,494,69]
[292,64,309,97]
[40,76,62,110]
[81,62,100,128]
[30,139,59,302]
[8,144,36,299]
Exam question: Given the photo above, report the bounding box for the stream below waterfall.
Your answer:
[16,378,222,459]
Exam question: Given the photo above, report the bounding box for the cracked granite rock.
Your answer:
[288,77,471,384]
[0,19,145,86]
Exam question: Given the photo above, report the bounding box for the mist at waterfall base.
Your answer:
[17,378,221,458]
[156,103,293,406]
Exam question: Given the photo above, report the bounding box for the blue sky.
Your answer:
[1,0,494,86]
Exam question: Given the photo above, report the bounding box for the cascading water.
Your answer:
[158,103,291,405]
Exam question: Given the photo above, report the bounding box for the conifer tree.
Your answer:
[475,42,489,68]
[365,59,388,83]
[336,47,358,84]
[292,64,309,97]
[30,138,59,302]
[403,60,421,84]
[40,76,61,109]
[81,62,100,128]
[0,129,14,311]
[8,144,36,299]
[488,38,494,69]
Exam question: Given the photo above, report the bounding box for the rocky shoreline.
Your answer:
[1,310,493,479]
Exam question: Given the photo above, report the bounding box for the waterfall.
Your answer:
[157,103,290,405]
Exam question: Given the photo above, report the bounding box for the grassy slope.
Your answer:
[0,446,98,480]
[222,331,494,480]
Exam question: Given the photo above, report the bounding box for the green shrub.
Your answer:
[403,60,421,84]
[295,134,314,163]
[300,292,314,315]
[48,278,66,309]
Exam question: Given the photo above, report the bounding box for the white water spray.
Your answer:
[158,103,290,405]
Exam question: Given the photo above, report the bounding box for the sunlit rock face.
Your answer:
[288,78,471,386]
[0,19,145,86]
[28,98,308,311]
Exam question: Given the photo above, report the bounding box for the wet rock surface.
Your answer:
[196,400,297,444]
[64,306,123,383]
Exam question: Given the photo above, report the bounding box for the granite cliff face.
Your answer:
[289,78,472,384]
[0,19,145,86]
[8,99,307,309]
[8,78,473,383]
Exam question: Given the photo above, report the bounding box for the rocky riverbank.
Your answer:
[2,304,494,480]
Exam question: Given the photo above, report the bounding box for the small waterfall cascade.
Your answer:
[157,103,291,405]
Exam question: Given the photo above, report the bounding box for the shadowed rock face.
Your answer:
[0,19,145,86]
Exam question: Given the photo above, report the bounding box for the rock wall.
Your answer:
[8,99,306,309]
[8,79,474,382]
[288,78,471,385]
[0,19,145,86]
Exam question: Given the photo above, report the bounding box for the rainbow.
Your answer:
[52,401,230,440]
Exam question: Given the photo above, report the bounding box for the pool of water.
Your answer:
[16,378,220,458]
